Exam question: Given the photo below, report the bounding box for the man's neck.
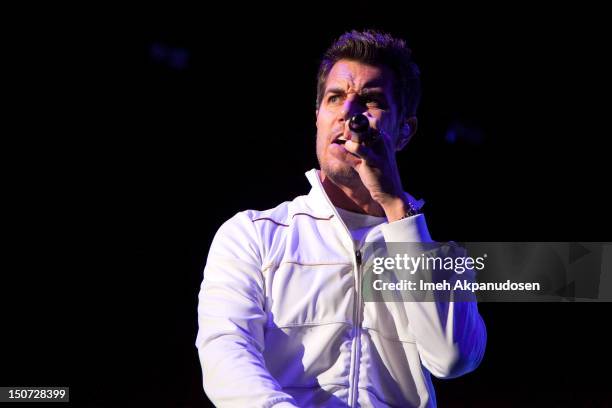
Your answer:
[320,171,386,217]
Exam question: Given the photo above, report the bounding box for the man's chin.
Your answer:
[321,162,360,187]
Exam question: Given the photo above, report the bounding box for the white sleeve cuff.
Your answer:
[381,213,432,243]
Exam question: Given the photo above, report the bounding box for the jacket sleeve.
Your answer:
[380,214,487,379]
[196,212,298,408]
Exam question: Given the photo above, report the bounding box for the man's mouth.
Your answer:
[332,134,348,145]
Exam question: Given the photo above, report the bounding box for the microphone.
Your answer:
[348,114,378,144]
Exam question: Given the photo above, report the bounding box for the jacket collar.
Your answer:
[305,169,336,217]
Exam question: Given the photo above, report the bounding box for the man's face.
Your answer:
[316,59,401,185]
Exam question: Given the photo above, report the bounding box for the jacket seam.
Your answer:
[292,212,334,221]
[239,210,268,306]
[363,326,417,344]
[252,213,334,228]
[282,382,348,389]
[252,217,290,227]
[280,261,352,267]
[262,261,352,273]
[267,320,352,329]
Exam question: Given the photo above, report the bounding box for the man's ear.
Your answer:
[396,116,417,151]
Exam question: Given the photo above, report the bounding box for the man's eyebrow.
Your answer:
[324,87,386,96]
[360,88,387,98]
[324,87,346,96]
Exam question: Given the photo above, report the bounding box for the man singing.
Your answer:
[196,29,486,407]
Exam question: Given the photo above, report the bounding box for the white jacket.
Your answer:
[196,169,486,408]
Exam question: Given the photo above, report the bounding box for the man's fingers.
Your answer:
[345,139,372,160]
[348,129,381,146]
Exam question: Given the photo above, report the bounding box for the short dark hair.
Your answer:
[316,30,421,118]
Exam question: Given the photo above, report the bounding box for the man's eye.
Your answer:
[365,98,384,108]
[328,95,342,104]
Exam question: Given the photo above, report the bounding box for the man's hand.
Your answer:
[343,115,411,221]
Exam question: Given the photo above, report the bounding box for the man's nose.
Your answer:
[339,95,364,122]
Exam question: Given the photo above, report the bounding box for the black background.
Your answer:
[3,3,611,407]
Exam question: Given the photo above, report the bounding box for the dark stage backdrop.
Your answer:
[3,3,611,407]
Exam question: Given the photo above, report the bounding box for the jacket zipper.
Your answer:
[310,172,364,407]
[350,249,363,408]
